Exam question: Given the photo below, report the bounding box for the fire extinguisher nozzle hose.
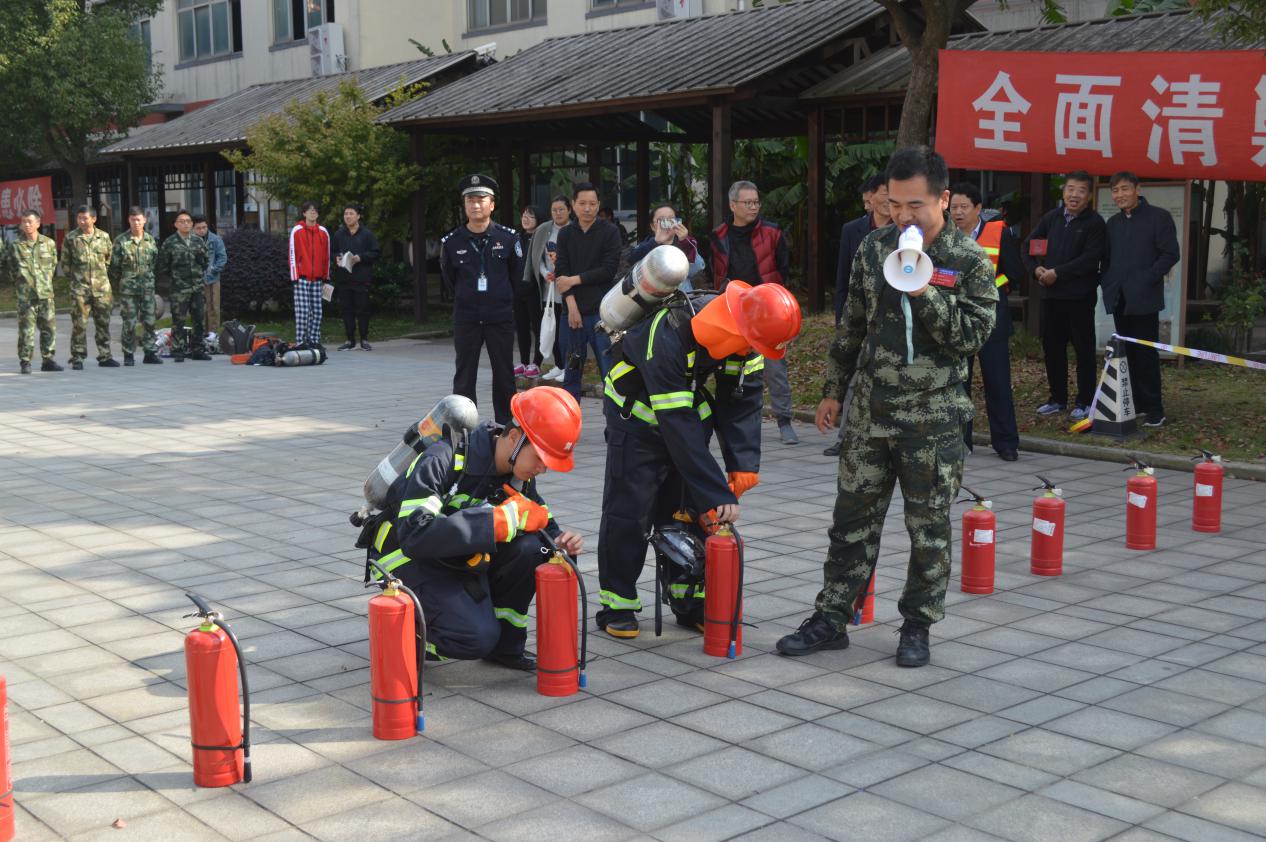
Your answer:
[539,531,588,685]
[396,582,427,733]
[187,593,253,785]
[728,525,744,658]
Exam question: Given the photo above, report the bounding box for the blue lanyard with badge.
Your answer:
[469,235,489,292]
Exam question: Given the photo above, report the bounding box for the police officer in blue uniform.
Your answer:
[441,175,524,425]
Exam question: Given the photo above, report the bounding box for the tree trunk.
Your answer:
[64,159,89,209]
[898,45,940,147]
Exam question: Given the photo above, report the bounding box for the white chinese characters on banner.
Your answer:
[1253,75,1266,168]
[972,71,1032,152]
[1143,74,1223,166]
[1054,74,1121,157]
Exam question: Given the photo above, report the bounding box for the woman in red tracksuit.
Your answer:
[290,201,331,348]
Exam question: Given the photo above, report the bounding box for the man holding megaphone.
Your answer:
[777,147,998,668]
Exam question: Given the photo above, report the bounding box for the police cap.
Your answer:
[460,174,497,198]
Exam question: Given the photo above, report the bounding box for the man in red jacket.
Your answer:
[290,201,331,348]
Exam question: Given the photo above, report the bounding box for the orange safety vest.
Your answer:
[977,220,1010,289]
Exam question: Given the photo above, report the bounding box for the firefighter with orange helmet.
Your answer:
[364,387,583,669]
[597,280,802,638]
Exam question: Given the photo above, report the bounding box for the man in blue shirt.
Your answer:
[193,216,227,336]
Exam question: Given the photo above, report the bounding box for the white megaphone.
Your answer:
[883,225,933,293]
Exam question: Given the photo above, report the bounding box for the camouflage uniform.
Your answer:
[156,232,208,356]
[110,231,159,355]
[2,234,59,364]
[816,215,997,629]
[59,227,115,363]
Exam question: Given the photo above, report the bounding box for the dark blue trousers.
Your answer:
[965,291,1019,454]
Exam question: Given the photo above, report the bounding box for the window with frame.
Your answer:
[129,19,152,72]
[467,0,546,31]
[177,0,242,62]
[273,0,335,45]
[590,0,647,10]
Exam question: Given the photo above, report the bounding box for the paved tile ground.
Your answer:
[3,313,1266,842]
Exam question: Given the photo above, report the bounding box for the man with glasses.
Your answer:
[711,181,796,444]
[441,174,524,425]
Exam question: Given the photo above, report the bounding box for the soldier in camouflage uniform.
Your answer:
[2,209,62,374]
[778,147,997,667]
[60,205,118,369]
[110,206,162,365]
[155,209,210,362]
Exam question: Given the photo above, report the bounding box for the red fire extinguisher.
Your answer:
[366,558,425,739]
[1030,475,1065,577]
[1,676,13,842]
[960,486,996,594]
[1125,456,1158,551]
[1192,450,1224,533]
[536,533,588,697]
[183,593,252,787]
[703,525,743,659]
[852,572,875,625]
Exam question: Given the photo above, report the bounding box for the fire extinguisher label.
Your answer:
[973,529,995,544]
[1033,518,1056,537]
[1128,492,1149,509]
[1196,483,1215,497]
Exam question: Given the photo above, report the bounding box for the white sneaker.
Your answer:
[542,366,565,381]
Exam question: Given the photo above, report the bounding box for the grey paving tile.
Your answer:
[967,794,1128,842]
[525,696,655,742]
[577,772,726,832]
[789,792,949,842]
[667,746,805,800]
[477,800,637,842]
[1194,708,1266,749]
[1040,779,1166,824]
[504,744,643,797]
[592,721,728,768]
[436,717,575,766]
[821,749,926,789]
[853,693,980,733]
[409,769,558,828]
[1072,754,1223,808]
[670,699,800,743]
[652,805,774,842]
[871,764,1023,822]
[917,675,1042,714]
[1137,730,1266,778]
[184,791,293,840]
[732,821,833,841]
[980,728,1120,777]
[745,722,877,772]
[741,775,855,820]
[1144,810,1266,842]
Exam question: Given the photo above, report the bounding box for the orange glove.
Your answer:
[728,471,759,499]
[698,509,721,535]
[493,488,551,542]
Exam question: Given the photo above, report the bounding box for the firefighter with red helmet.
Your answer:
[597,280,802,638]
[365,387,584,669]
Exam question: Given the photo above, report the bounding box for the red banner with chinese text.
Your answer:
[0,177,53,226]
[936,51,1266,182]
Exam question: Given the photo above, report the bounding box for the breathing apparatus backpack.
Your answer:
[354,431,494,600]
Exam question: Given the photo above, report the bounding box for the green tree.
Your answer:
[0,0,162,203]
[224,81,422,245]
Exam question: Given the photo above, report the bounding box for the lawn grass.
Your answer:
[785,311,1266,463]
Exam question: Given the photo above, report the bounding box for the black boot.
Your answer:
[99,358,120,368]
[124,353,135,366]
[41,358,64,372]
[143,352,163,364]
[596,609,639,639]
[483,652,537,671]
[895,621,930,668]
[70,359,84,370]
[776,612,849,656]
[19,361,31,374]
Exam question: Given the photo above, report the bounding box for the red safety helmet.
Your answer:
[510,387,583,472]
[710,280,801,360]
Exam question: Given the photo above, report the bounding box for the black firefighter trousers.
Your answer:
[597,412,705,625]
[394,533,543,660]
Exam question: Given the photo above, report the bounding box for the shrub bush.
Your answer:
[220,229,292,318]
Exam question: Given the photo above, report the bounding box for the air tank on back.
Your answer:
[597,245,690,336]
[362,395,479,512]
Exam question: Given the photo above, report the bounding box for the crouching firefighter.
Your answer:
[360,387,584,669]
[596,280,802,638]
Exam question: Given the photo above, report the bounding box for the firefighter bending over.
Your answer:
[365,387,583,669]
[596,280,802,638]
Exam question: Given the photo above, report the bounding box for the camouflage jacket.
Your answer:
[824,215,997,438]
[156,232,208,292]
[59,228,114,295]
[2,234,59,298]
[109,232,159,290]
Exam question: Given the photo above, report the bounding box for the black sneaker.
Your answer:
[596,609,640,639]
[41,359,63,372]
[895,621,930,668]
[70,359,84,370]
[142,352,162,364]
[1142,415,1167,428]
[189,351,212,361]
[19,361,31,374]
[360,340,373,351]
[99,358,120,368]
[483,652,537,671]
[172,353,185,363]
[123,354,135,366]
[823,442,841,457]
[338,341,355,351]
[776,612,849,656]
[675,612,705,633]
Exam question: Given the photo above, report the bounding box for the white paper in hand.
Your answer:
[338,252,356,272]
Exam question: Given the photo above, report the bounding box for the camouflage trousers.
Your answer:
[170,285,205,356]
[119,281,157,355]
[70,287,114,362]
[815,428,965,628]
[16,287,56,363]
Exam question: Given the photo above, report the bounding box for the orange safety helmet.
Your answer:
[510,387,583,472]
[692,280,802,360]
